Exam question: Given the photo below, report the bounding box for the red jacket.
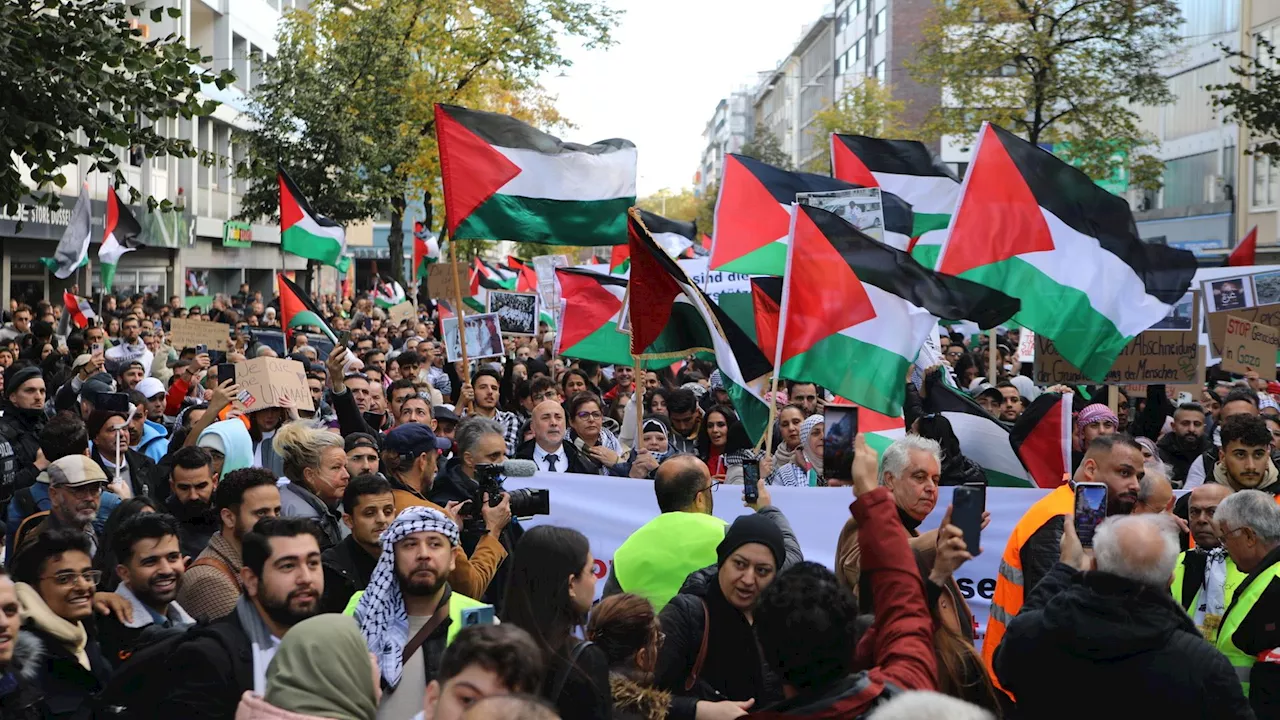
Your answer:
[166,375,192,416]
[749,487,937,719]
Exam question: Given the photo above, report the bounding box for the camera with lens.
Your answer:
[463,464,551,534]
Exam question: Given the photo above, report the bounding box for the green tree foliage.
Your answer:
[1210,38,1280,160]
[911,0,1181,189]
[636,188,699,222]
[696,182,717,239]
[804,79,914,173]
[0,0,234,212]
[739,124,794,170]
[237,0,617,285]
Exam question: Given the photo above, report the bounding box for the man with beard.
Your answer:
[97,513,195,664]
[1158,402,1211,487]
[176,468,281,622]
[320,474,395,613]
[164,447,219,558]
[11,455,108,562]
[165,517,323,719]
[347,506,488,719]
[0,365,48,514]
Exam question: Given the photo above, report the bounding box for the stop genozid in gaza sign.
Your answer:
[1221,315,1280,375]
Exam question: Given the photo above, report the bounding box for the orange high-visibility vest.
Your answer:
[981,484,1074,697]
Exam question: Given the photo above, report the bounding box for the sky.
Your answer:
[541,0,831,198]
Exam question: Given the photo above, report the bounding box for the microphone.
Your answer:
[498,459,538,477]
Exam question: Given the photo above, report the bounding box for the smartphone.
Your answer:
[742,461,760,504]
[1074,482,1108,549]
[460,605,496,627]
[97,392,131,414]
[195,344,207,355]
[337,330,352,348]
[823,405,859,482]
[91,343,103,356]
[951,484,985,556]
[217,363,236,384]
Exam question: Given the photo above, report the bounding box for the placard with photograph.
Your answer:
[1204,276,1255,313]
[487,291,539,336]
[1254,271,1280,306]
[1151,291,1196,331]
[441,313,504,363]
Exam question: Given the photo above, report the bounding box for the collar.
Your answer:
[114,582,195,629]
[896,504,924,534]
[533,444,565,463]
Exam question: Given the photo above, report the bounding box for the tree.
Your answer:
[911,0,1181,189]
[237,0,616,285]
[739,123,794,170]
[803,79,915,173]
[636,188,699,222]
[1210,38,1280,161]
[0,0,234,212]
[696,182,717,238]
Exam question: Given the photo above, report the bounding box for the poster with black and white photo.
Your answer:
[442,314,504,363]
[487,291,539,336]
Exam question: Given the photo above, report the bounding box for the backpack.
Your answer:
[98,625,235,719]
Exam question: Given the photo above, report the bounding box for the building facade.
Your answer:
[752,15,836,170]
[832,0,939,141]
[697,91,752,195]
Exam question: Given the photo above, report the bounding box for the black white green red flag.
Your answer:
[40,184,92,280]
[63,291,96,330]
[1009,392,1073,489]
[413,222,439,281]
[279,166,347,270]
[936,123,1197,381]
[99,186,143,292]
[920,373,1035,487]
[279,273,336,342]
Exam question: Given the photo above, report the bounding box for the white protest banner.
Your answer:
[169,318,230,352]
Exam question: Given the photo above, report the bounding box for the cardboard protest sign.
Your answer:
[388,301,416,326]
[427,262,466,299]
[168,318,230,352]
[1032,332,1201,385]
[235,357,314,412]
[1219,315,1280,375]
[1207,303,1280,354]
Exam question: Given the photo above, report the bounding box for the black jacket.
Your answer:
[939,453,985,487]
[994,563,1255,720]
[320,534,379,614]
[514,438,596,475]
[544,641,613,720]
[0,633,47,720]
[22,626,113,720]
[95,607,191,669]
[430,459,524,608]
[0,402,45,507]
[161,610,253,719]
[163,494,219,560]
[1222,545,1280,718]
[90,447,157,502]
[1157,431,1211,488]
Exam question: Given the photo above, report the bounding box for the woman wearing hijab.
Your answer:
[235,614,379,720]
[628,416,674,479]
[767,415,824,487]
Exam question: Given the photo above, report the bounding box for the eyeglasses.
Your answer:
[698,481,722,495]
[575,411,603,421]
[43,570,102,587]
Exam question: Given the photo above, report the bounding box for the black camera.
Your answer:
[463,464,551,534]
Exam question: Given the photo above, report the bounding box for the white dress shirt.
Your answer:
[533,444,567,473]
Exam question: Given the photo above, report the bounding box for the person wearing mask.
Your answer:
[96,513,195,664]
[1158,402,1211,487]
[1171,484,1239,642]
[502,525,610,720]
[234,614,379,720]
[665,389,702,456]
[86,408,157,501]
[165,518,325,720]
[176,468,282,622]
[913,414,985,486]
[1214,489,1280,715]
[0,364,49,506]
[982,434,1143,702]
[347,507,488,720]
[321,474,395,614]
[131,378,170,463]
[273,422,350,550]
[346,433,381,479]
[422,624,546,720]
[165,446,220,559]
[459,369,521,455]
[10,530,114,719]
[995,514,1251,719]
[1185,388,1266,490]
[516,400,595,475]
[769,415,823,487]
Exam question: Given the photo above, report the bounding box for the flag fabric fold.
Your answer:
[555,268,634,366]
[63,291,96,330]
[921,374,1035,487]
[1010,392,1074,489]
[413,222,440,281]
[40,184,92,280]
[505,256,539,293]
[279,273,336,342]
[750,277,783,366]
[99,186,144,292]
[937,123,1197,380]
[1227,226,1257,267]
[279,166,347,269]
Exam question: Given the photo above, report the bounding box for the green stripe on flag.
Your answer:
[282,226,345,267]
[455,194,633,246]
[780,333,911,417]
[910,212,951,237]
[286,310,325,330]
[723,375,771,446]
[561,322,634,366]
[715,243,788,276]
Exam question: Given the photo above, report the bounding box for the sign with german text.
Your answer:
[1220,315,1280,375]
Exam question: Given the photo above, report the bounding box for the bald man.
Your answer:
[1171,483,1241,642]
[513,399,594,475]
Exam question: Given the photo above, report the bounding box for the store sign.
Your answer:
[0,196,106,241]
[223,220,252,248]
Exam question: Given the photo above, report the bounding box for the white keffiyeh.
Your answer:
[356,505,460,688]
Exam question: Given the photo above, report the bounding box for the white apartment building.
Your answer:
[697,91,752,195]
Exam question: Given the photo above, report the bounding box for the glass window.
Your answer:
[875,61,886,82]
[138,271,168,297]
[855,35,866,60]
[875,7,887,35]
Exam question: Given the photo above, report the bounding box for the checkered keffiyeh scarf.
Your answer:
[356,506,459,688]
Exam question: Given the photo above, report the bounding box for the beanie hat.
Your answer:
[85,408,127,439]
[717,513,785,570]
[5,365,42,397]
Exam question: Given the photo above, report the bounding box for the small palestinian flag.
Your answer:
[921,373,1034,487]
[435,104,636,246]
[832,134,959,269]
[413,222,440,281]
[63,291,96,330]
[750,277,782,365]
[373,277,407,309]
[99,186,143,292]
[279,166,347,269]
[937,123,1197,380]
[279,273,336,342]
[1010,392,1074,489]
[609,244,631,275]
[777,205,1019,416]
[555,268,633,366]
[505,256,538,293]
[628,209,773,443]
[1226,226,1257,267]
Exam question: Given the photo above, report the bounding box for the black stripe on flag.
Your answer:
[732,153,914,234]
[1009,392,1071,489]
[638,208,697,241]
[801,205,1020,329]
[558,267,628,288]
[278,165,343,229]
[833,135,959,180]
[437,104,634,155]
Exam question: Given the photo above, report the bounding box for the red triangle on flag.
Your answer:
[435,104,521,237]
[1227,226,1258,267]
[609,244,630,272]
[1010,392,1073,489]
[627,219,684,354]
[780,207,877,365]
[279,174,304,230]
[938,125,1055,277]
[831,137,879,187]
[710,156,791,269]
[750,277,782,364]
[557,270,624,350]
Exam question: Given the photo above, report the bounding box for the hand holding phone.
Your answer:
[459,604,495,627]
[950,485,985,556]
[1073,482,1108,549]
[742,461,760,504]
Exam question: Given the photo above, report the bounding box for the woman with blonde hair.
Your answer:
[274,421,349,549]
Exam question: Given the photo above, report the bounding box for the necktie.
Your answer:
[546,454,558,472]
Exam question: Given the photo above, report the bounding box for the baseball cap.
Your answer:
[136,377,166,399]
[43,455,108,489]
[432,406,459,424]
[345,433,379,453]
[384,423,451,456]
[972,382,1003,403]
[81,374,117,403]
[72,354,94,371]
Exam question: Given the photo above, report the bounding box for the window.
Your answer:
[836,6,847,34]
[874,60,886,82]
[874,7,887,35]
[837,51,849,75]
[854,34,866,60]
[1253,153,1280,208]
[854,0,865,14]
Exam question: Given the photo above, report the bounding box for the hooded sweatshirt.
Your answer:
[134,419,170,463]
[198,419,255,478]
[1213,457,1280,494]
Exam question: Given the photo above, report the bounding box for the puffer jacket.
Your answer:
[0,632,45,720]
[0,401,45,505]
[1156,431,1211,488]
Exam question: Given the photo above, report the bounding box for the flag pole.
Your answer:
[760,373,779,456]
[633,356,645,451]
[1108,384,1119,417]
[987,329,998,384]
[447,233,469,372]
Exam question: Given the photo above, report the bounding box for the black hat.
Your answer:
[717,514,785,569]
[4,365,42,396]
[344,433,379,453]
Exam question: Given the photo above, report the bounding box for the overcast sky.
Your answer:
[541,0,832,197]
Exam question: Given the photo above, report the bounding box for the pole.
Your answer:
[762,372,780,456]
[448,238,469,372]
[633,357,645,448]
[1108,384,1119,416]
[987,329,998,383]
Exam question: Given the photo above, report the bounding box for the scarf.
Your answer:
[264,615,379,720]
[1213,457,1280,493]
[356,506,460,688]
[798,414,824,478]
[235,594,280,694]
[640,418,673,463]
[15,582,89,670]
[700,578,765,703]
[599,426,623,454]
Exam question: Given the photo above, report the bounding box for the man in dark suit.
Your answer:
[515,400,594,475]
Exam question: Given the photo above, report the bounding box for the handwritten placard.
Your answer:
[427,262,466,300]
[387,301,416,326]
[1207,303,1280,354]
[168,318,229,352]
[235,357,314,412]
[1032,331,1201,385]
[1220,315,1280,375]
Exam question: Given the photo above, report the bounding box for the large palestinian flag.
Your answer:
[435,104,636,245]
[279,166,347,269]
[921,374,1034,487]
[279,273,336,341]
[937,123,1197,380]
[628,209,773,442]
[555,268,633,366]
[1010,392,1073,489]
[832,134,959,269]
[777,205,1019,417]
[98,186,143,292]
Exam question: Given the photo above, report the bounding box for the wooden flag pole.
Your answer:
[633,357,645,450]
[762,372,780,456]
[448,238,469,373]
[1108,384,1120,416]
[988,329,998,384]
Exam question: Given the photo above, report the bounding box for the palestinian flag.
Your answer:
[860,406,907,459]
[279,166,347,269]
[937,123,1197,380]
[921,374,1034,487]
[63,291,96,330]
[99,186,143,292]
[750,277,783,365]
[1227,226,1257,267]
[505,256,539,293]
[413,222,440,281]
[627,209,773,442]
[777,205,1019,416]
[435,104,636,245]
[609,244,631,275]
[279,273,336,342]
[1010,392,1073,489]
[373,278,407,309]
[555,268,633,366]
[40,184,92,279]
[832,134,959,269]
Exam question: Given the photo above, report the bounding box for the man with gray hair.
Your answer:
[994,513,1250,719]
[1134,467,1174,516]
[1213,489,1280,715]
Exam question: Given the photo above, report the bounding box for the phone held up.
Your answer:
[459,604,496,627]
[742,461,760,504]
[823,405,859,483]
[950,484,985,556]
[1074,482,1108,549]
